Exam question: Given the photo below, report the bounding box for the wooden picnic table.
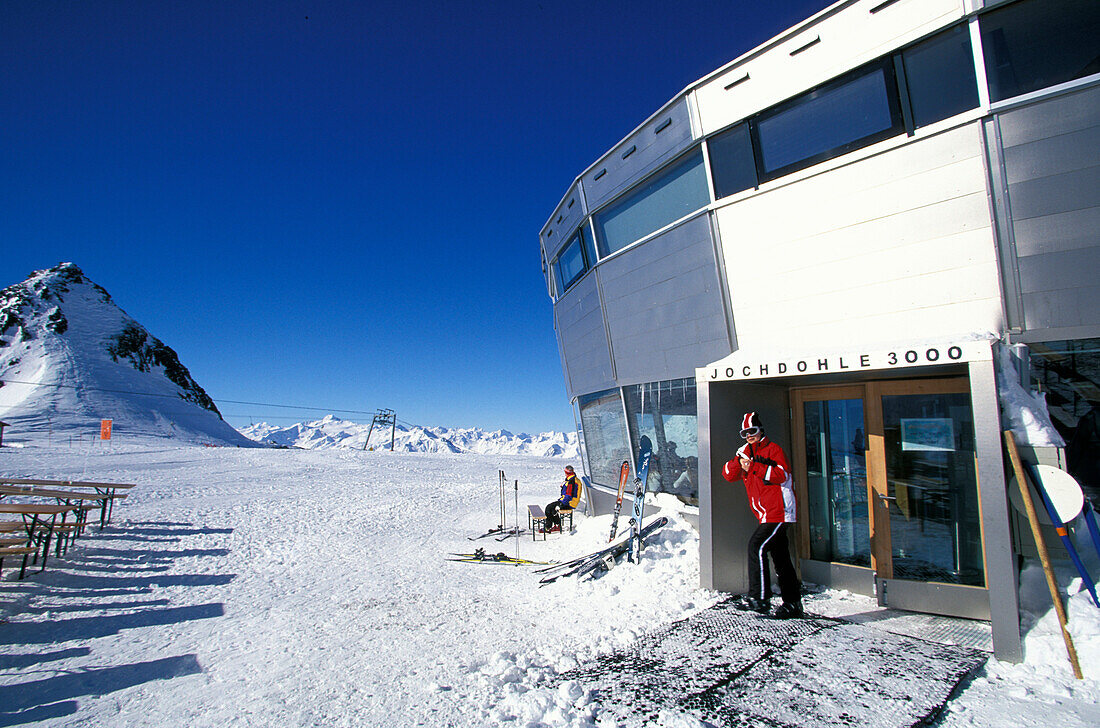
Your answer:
[0,478,136,524]
[0,503,76,576]
[0,484,113,531]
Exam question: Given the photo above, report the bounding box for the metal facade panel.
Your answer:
[1012,205,1100,258]
[714,123,1001,350]
[541,185,587,260]
[693,0,964,136]
[996,84,1100,147]
[1022,287,1100,332]
[1007,165,1100,221]
[968,356,1022,663]
[996,85,1100,335]
[580,97,695,213]
[553,274,615,399]
[1018,247,1100,295]
[597,215,731,384]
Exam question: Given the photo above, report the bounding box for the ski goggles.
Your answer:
[740,426,762,439]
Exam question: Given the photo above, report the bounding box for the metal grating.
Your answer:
[558,597,988,727]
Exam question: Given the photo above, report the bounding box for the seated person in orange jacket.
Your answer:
[544,465,581,532]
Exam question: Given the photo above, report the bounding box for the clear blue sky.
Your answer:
[1,0,830,434]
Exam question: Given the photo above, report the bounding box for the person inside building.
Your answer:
[544,465,581,533]
[722,412,804,619]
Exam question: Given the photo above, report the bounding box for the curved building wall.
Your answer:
[542,0,1100,516]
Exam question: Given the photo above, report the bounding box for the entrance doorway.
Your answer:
[791,378,990,619]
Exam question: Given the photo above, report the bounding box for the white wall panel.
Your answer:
[694,0,965,136]
[715,123,1001,349]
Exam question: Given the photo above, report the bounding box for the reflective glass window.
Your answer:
[708,122,757,200]
[981,0,1100,103]
[1028,338,1100,502]
[552,228,589,296]
[594,151,709,257]
[754,61,902,180]
[902,24,980,128]
[578,388,632,487]
[623,379,698,503]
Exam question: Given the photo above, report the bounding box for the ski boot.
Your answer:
[730,594,770,614]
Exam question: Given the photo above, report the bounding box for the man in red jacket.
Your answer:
[722,412,803,618]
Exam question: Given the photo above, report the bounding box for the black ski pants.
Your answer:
[747,522,800,605]
[544,500,566,528]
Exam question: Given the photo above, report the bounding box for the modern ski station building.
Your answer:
[539,0,1099,662]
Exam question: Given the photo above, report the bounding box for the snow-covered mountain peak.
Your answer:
[0,262,252,445]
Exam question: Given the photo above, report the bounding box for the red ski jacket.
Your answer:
[722,436,796,524]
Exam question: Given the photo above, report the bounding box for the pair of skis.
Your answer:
[447,548,550,566]
[611,439,651,547]
[536,516,669,585]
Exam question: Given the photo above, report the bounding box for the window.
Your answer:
[707,122,757,200]
[593,151,709,257]
[981,0,1100,103]
[552,227,590,296]
[578,388,632,487]
[623,379,699,503]
[902,24,979,128]
[1028,337,1100,432]
[753,60,903,181]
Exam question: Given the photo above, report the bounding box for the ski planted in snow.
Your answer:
[468,470,510,540]
[628,436,653,563]
[537,516,669,584]
[607,460,631,543]
[447,548,551,566]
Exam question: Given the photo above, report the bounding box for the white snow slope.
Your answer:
[0,263,252,447]
[1,437,1098,727]
[240,414,579,458]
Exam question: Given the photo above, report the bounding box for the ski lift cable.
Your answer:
[0,377,389,420]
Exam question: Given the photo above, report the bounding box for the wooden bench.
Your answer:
[527,504,548,540]
[0,545,38,581]
[527,504,574,540]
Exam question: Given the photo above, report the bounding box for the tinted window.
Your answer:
[754,62,902,180]
[594,151,709,257]
[623,378,699,502]
[553,228,589,295]
[708,122,758,200]
[903,24,980,128]
[981,0,1100,102]
[578,388,632,487]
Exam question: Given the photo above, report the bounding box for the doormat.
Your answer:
[558,597,987,727]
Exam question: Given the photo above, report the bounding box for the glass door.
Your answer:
[874,381,986,591]
[793,379,989,619]
[802,395,870,568]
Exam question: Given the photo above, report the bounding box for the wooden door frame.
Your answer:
[790,376,978,584]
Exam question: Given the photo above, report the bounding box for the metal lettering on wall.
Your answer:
[703,341,990,382]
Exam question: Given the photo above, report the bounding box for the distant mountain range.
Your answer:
[0,262,252,446]
[239,415,579,457]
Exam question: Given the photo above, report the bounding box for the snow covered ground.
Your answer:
[1,438,1098,727]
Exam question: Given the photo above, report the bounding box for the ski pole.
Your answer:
[1084,500,1100,563]
[514,479,520,563]
[1026,462,1100,608]
[502,471,506,530]
[1005,431,1083,678]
